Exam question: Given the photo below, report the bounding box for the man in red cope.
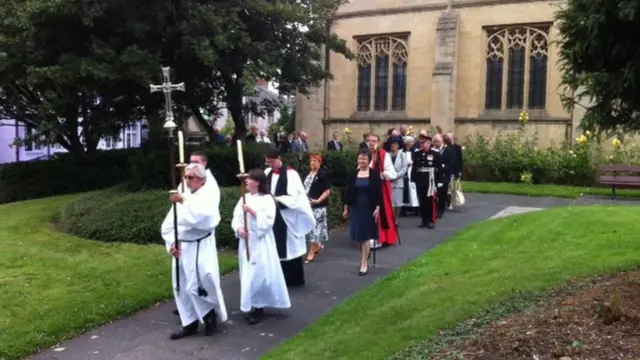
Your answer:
[367,134,399,247]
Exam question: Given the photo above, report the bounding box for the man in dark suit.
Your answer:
[327,132,343,151]
[446,132,463,179]
[358,133,369,150]
[433,134,458,218]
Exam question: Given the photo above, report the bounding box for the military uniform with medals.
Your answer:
[410,135,442,229]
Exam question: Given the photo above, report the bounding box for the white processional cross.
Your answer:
[149,67,185,129]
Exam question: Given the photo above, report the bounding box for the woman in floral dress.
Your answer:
[302,153,332,263]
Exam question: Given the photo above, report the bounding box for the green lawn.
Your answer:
[463,181,640,199]
[0,194,238,360]
[263,205,640,360]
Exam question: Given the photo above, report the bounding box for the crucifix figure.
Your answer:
[150,66,185,129]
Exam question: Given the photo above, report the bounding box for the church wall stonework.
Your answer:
[296,0,572,150]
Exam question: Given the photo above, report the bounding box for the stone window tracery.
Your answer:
[484,26,549,111]
[356,35,408,112]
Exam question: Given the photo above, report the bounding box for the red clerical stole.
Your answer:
[373,149,399,245]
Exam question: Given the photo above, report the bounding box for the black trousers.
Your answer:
[281,256,305,287]
[437,176,451,215]
[416,185,436,225]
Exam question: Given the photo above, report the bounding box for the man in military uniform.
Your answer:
[410,134,442,229]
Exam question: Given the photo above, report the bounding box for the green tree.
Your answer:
[173,0,353,140]
[556,0,640,136]
[0,0,164,154]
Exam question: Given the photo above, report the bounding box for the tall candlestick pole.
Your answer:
[236,140,250,261]
[236,139,245,174]
[178,130,185,164]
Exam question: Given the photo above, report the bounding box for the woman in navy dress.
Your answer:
[343,148,382,276]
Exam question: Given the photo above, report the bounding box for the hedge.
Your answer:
[0,150,135,204]
[57,185,345,249]
[5,129,638,204]
[126,143,355,191]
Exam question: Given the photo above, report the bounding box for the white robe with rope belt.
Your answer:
[231,193,291,313]
[161,180,228,326]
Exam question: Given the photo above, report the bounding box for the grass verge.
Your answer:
[0,194,238,360]
[463,181,640,199]
[263,205,640,359]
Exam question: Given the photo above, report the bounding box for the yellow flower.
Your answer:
[343,127,352,135]
[519,110,529,125]
[585,130,592,137]
[612,138,621,148]
[575,134,588,144]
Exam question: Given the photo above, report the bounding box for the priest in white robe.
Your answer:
[172,150,221,317]
[231,168,291,325]
[161,163,228,340]
[263,148,315,287]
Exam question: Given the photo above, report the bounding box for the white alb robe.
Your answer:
[404,149,420,207]
[161,180,228,326]
[177,169,221,225]
[264,167,315,260]
[231,193,291,312]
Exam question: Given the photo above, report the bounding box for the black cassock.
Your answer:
[267,165,305,287]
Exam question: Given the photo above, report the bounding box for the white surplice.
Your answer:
[264,167,315,260]
[404,149,420,207]
[177,169,221,224]
[231,193,291,313]
[161,180,228,326]
[369,150,398,181]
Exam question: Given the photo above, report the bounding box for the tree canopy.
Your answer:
[556,0,640,136]
[0,0,353,153]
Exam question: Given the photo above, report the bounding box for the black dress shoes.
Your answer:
[169,321,198,340]
[418,222,435,229]
[245,308,264,325]
[203,309,217,335]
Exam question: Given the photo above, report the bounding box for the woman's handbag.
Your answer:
[454,179,466,206]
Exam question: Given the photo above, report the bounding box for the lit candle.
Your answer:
[177,130,185,164]
[236,139,245,173]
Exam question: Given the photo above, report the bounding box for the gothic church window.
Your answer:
[484,26,549,111]
[356,36,408,112]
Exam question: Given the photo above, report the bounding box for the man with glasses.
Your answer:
[161,163,228,340]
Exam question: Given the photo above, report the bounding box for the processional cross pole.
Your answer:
[150,66,186,292]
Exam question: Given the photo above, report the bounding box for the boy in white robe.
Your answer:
[263,148,315,287]
[231,169,291,325]
[161,163,228,340]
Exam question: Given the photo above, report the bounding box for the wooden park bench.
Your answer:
[597,164,640,199]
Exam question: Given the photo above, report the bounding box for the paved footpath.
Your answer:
[31,193,630,360]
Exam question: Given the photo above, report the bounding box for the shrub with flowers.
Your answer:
[463,131,597,186]
[463,128,640,186]
[342,127,357,149]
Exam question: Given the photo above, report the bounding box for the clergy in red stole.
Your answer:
[367,134,399,246]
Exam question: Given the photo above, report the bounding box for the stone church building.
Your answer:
[296,0,583,150]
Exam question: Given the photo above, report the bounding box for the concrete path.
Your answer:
[30,193,632,360]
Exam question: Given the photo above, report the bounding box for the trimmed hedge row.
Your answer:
[127,144,355,191]
[0,150,135,204]
[57,186,345,249]
[5,130,632,205]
